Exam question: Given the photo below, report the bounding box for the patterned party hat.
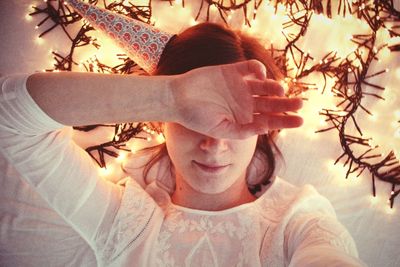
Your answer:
[66,0,174,73]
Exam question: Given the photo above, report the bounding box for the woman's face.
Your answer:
[164,122,257,195]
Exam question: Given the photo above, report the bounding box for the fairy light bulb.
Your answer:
[280,80,289,91]
[369,113,378,122]
[210,4,217,13]
[156,133,165,143]
[189,18,197,26]
[385,205,395,215]
[25,14,33,21]
[35,36,44,45]
[99,166,113,176]
[370,195,378,205]
[319,118,327,126]
[116,152,127,163]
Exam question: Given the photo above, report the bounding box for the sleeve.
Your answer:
[284,212,367,267]
[0,74,151,255]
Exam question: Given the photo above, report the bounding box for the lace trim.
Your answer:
[100,178,157,263]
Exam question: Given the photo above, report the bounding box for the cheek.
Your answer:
[164,123,197,166]
[231,137,258,169]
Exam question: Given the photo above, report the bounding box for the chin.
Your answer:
[188,172,241,195]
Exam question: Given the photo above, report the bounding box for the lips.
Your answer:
[192,160,230,174]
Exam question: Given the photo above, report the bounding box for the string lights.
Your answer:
[27,0,399,208]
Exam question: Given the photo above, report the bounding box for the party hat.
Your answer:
[66,0,174,73]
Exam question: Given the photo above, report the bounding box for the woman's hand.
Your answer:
[169,60,303,139]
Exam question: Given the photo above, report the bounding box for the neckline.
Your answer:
[164,177,279,216]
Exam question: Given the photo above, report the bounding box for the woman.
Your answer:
[0,5,364,266]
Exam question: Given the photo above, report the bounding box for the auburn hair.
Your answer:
[142,22,282,194]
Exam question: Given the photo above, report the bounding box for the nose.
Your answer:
[199,137,229,154]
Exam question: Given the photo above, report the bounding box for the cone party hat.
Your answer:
[66,0,174,73]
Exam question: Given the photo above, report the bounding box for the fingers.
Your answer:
[254,96,303,113]
[210,113,303,140]
[247,79,285,97]
[234,60,267,80]
[236,113,303,137]
[253,113,303,130]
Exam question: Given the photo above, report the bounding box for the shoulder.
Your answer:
[255,177,335,221]
[99,178,162,263]
[256,178,361,265]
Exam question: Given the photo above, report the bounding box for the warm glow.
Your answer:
[385,206,395,215]
[116,152,127,163]
[99,166,113,176]
[156,133,165,143]
[35,36,44,45]
[26,0,400,209]
[25,14,33,21]
[370,196,378,205]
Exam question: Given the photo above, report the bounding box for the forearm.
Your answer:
[27,72,175,126]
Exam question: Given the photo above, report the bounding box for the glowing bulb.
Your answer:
[156,133,165,143]
[280,80,289,91]
[35,36,44,45]
[116,152,127,162]
[189,18,198,26]
[147,136,152,142]
[25,14,33,21]
[385,206,395,215]
[210,5,217,13]
[99,166,113,176]
[370,196,378,205]
[127,141,137,154]
[369,113,378,121]
[319,119,327,126]
[368,139,377,148]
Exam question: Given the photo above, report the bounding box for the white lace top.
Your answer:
[0,74,365,267]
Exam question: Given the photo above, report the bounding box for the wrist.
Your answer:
[164,74,183,124]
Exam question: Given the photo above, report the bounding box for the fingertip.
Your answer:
[248,60,267,80]
[297,116,304,126]
[269,79,285,96]
[289,115,304,128]
[295,97,303,109]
